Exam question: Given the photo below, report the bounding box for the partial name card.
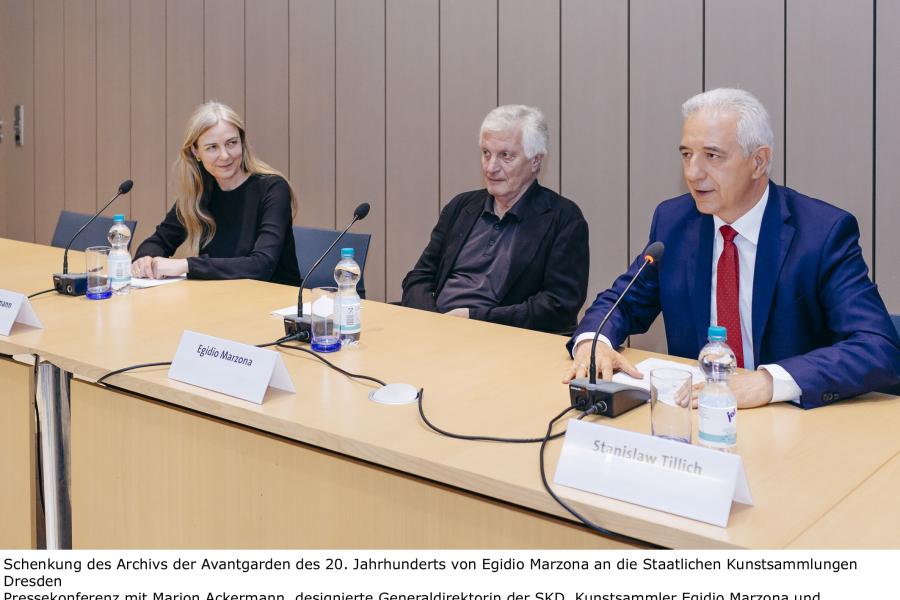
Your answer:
[554,419,752,527]
[168,330,295,404]
[0,289,44,336]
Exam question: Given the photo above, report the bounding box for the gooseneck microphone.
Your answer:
[283,202,370,341]
[53,179,134,296]
[568,241,665,417]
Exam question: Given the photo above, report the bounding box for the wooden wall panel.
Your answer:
[246,0,290,177]
[498,0,560,192]
[786,0,873,265]
[289,0,336,229]
[0,0,34,241]
[629,0,702,353]
[439,0,496,209]
[166,0,205,210]
[204,0,245,116]
[876,1,900,312]
[0,1,5,238]
[130,0,167,246]
[64,0,97,217]
[705,0,785,184]
[96,0,131,217]
[335,0,385,301]
[4,0,898,322]
[33,0,66,245]
[385,0,438,303]
[560,0,628,308]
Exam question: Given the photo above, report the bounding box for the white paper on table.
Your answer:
[611,357,704,391]
[130,275,187,289]
[271,297,338,318]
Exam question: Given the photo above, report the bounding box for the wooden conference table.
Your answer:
[1,238,898,549]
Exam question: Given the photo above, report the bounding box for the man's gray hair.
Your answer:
[480,104,549,160]
[682,88,775,174]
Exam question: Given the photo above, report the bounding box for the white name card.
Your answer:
[554,419,752,527]
[0,289,44,336]
[168,330,295,404]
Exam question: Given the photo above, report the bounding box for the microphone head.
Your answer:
[644,241,665,265]
[353,202,371,220]
[118,180,134,194]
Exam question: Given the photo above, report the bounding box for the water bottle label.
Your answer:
[698,403,737,447]
[108,254,132,283]
[337,303,360,333]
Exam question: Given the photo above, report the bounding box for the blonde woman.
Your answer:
[132,101,300,285]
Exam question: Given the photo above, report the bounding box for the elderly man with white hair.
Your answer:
[401,104,589,334]
[564,88,900,409]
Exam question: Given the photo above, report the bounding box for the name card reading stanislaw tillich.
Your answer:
[168,330,295,405]
[0,289,44,336]
[554,420,752,527]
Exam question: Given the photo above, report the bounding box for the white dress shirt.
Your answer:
[574,187,802,403]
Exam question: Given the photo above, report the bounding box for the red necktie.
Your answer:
[717,224,745,368]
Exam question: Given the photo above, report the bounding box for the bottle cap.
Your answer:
[707,325,727,341]
[113,214,125,222]
[340,247,354,258]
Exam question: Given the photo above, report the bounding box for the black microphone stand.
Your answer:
[283,204,369,341]
[53,180,134,296]
[567,242,664,417]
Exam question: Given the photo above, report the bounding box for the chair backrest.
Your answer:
[293,226,372,298]
[51,210,139,252]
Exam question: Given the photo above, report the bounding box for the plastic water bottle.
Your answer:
[334,247,361,346]
[698,325,737,450]
[107,214,132,295]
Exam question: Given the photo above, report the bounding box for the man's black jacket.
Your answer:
[401,181,589,334]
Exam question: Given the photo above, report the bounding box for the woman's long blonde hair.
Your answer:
[173,101,297,255]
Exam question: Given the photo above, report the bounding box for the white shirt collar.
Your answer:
[712,185,769,245]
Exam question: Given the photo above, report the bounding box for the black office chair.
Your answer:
[293,225,372,298]
[51,210,138,251]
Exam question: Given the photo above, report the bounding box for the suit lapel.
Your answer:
[436,198,482,289]
[751,182,794,366]
[498,184,553,297]
[688,211,714,350]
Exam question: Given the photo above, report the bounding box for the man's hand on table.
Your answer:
[690,369,773,409]
[562,340,643,383]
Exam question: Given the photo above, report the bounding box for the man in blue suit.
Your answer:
[565,88,900,409]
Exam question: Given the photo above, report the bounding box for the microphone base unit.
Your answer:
[568,378,649,418]
[282,315,312,343]
[52,272,87,297]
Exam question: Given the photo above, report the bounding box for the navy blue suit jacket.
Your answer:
[570,182,900,409]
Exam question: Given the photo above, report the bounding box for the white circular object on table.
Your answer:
[369,383,419,405]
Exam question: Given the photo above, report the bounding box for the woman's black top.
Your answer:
[134,174,300,285]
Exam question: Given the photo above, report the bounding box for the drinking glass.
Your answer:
[310,287,340,352]
[650,368,693,443]
[85,246,112,300]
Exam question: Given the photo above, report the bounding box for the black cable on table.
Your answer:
[96,334,301,386]
[417,387,567,444]
[28,288,55,299]
[538,404,663,548]
[96,361,172,385]
[276,341,387,386]
[256,334,300,348]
